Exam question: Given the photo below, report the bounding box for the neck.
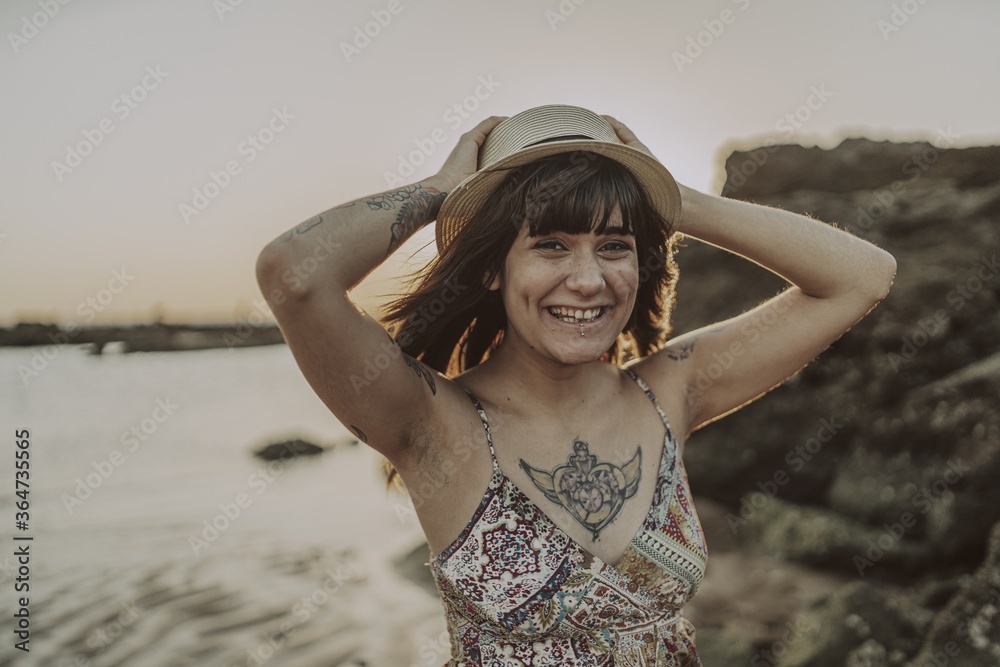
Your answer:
[474,333,614,413]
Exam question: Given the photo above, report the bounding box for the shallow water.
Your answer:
[1,345,446,667]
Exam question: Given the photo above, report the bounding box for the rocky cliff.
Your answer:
[673,137,1000,664]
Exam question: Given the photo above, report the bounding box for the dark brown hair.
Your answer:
[379,151,681,486]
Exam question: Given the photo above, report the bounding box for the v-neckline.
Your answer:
[431,383,681,575]
[494,426,678,572]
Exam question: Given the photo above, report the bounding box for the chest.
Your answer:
[497,440,667,565]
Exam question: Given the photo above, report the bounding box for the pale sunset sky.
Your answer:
[1,0,997,325]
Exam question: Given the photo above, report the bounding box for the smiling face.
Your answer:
[412,150,677,374]
[487,207,640,367]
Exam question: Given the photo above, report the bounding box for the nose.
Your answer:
[564,250,606,295]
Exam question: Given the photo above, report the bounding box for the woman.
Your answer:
[255,105,896,664]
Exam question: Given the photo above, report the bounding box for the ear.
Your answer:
[483,270,501,291]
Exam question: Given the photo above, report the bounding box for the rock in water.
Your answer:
[253,438,326,461]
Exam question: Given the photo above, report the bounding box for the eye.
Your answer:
[533,239,566,250]
[601,240,633,253]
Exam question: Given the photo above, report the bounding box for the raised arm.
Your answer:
[255,117,505,465]
[604,116,897,437]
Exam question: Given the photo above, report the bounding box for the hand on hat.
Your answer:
[430,116,508,194]
[603,113,696,214]
[601,115,658,161]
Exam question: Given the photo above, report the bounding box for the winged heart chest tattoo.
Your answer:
[520,440,642,541]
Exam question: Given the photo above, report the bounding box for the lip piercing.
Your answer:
[580,323,585,337]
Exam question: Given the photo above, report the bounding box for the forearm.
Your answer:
[676,185,896,300]
[257,177,448,298]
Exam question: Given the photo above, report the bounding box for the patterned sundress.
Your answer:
[428,367,709,665]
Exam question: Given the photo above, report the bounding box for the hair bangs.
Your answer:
[517,152,657,241]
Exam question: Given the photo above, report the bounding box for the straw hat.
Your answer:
[435,104,681,254]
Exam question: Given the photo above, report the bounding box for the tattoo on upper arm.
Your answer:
[667,322,734,360]
[386,332,437,395]
[402,353,437,395]
[667,342,696,361]
[520,440,642,541]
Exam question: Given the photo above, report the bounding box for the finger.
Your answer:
[464,116,508,144]
[601,114,640,144]
[602,114,656,157]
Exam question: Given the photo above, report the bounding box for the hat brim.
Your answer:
[434,139,681,254]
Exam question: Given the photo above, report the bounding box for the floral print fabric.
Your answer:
[428,368,709,666]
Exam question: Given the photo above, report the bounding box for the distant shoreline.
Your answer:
[0,321,285,353]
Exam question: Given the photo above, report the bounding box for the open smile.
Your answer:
[545,305,611,326]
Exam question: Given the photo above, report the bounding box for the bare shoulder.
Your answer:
[621,355,692,454]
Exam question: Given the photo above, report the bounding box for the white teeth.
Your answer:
[547,306,605,323]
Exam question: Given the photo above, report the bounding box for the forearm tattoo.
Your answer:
[361,184,446,255]
[520,440,642,541]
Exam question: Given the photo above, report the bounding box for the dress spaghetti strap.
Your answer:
[622,366,674,435]
[459,386,498,466]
